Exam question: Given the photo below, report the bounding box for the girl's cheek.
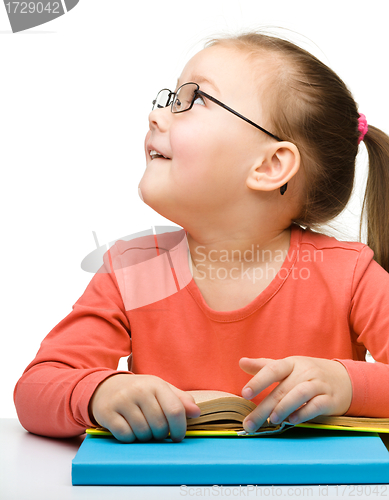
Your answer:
[170,119,208,155]
[144,130,151,156]
[170,124,186,152]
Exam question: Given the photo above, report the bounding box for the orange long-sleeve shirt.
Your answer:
[14,224,389,437]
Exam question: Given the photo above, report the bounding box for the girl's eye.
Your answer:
[193,94,205,106]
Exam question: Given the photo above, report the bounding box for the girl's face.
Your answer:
[139,44,272,229]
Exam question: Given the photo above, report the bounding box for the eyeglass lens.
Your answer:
[152,83,198,113]
[152,89,171,110]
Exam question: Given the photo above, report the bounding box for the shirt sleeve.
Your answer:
[13,256,132,438]
[335,245,389,417]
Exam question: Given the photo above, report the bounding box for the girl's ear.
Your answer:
[246,142,300,193]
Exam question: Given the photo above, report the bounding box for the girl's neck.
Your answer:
[186,225,292,281]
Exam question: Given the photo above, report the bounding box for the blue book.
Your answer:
[72,428,389,485]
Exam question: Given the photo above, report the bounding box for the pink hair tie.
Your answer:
[358,113,368,144]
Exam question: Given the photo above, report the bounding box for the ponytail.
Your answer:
[361,126,389,273]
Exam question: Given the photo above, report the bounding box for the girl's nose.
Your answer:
[148,106,171,133]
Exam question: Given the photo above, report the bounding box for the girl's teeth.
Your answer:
[150,150,168,159]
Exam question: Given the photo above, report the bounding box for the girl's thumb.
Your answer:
[168,385,201,418]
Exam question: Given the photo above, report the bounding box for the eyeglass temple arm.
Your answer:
[196,90,286,194]
[196,90,283,142]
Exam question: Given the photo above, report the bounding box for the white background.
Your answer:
[1,0,388,418]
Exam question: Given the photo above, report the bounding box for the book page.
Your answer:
[308,415,389,429]
[187,390,242,404]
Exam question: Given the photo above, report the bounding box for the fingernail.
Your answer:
[244,420,256,432]
[270,412,279,424]
[242,387,253,399]
[171,435,185,443]
[289,415,298,424]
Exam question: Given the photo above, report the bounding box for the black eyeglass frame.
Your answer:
[152,82,288,194]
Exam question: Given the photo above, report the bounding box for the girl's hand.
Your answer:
[89,374,201,443]
[239,356,353,432]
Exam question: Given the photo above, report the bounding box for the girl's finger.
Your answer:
[239,357,273,375]
[168,385,201,418]
[122,404,153,442]
[155,386,188,442]
[288,394,332,424]
[269,380,324,424]
[99,412,137,443]
[139,397,170,441]
[242,378,315,431]
[242,358,294,399]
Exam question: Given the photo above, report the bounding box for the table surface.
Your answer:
[1,418,389,500]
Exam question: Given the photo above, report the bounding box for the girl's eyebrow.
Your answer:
[175,75,219,93]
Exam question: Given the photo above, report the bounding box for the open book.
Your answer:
[185,390,389,435]
[185,390,291,436]
[86,390,389,438]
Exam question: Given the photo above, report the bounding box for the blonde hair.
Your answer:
[204,31,389,272]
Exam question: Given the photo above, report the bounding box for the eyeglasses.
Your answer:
[152,82,283,141]
[151,82,287,194]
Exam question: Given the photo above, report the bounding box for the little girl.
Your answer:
[14,31,389,443]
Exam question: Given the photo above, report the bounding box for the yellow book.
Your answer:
[86,389,389,437]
